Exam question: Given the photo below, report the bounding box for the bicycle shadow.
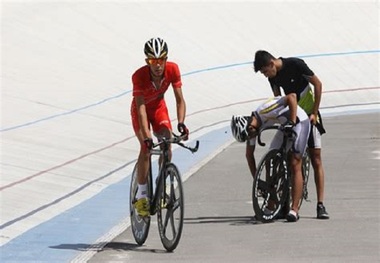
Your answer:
[184,215,261,226]
[102,242,168,253]
[50,242,168,253]
[183,215,321,225]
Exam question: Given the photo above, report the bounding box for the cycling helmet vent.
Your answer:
[144,37,168,59]
[230,115,250,142]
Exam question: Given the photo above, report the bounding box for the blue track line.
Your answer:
[0,126,232,262]
[1,49,379,133]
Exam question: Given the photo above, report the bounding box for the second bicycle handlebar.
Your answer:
[257,124,297,147]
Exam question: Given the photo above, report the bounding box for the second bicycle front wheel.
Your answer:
[252,149,290,222]
[157,163,184,252]
[301,152,311,203]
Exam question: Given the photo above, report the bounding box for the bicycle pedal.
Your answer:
[160,195,170,208]
[160,199,167,208]
[140,215,150,223]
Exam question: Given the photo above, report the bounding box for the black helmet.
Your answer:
[144,37,168,58]
[230,115,250,142]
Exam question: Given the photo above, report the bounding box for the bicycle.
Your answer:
[129,134,199,251]
[252,124,310,222]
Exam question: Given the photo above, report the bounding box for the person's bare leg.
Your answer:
[309,148,329,219]
[286,155,303,222]
[156,128,172,168]
[309,148,324,203]
[290,155,303,213]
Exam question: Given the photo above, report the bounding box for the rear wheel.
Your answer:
[252,149,290,222]
[157,163,184,252]
[130,163,151,245]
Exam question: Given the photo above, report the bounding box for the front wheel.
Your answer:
[157,163,184,252]
[130,163,151,245]
[252,149,290,222]
[300,152,311,205]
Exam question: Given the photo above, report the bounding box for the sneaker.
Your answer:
[286,210,299,222]
[134,197,150,217]
[317,203,329,219]
[277,211,287,220]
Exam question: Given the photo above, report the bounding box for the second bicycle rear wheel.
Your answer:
[157,163,184,252]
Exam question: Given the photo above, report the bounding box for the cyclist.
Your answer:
[253,50,329,220]
[231,93,310,222]
[130,37,189,217]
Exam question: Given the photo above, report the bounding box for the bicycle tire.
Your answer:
[157,163,184,252]
[252,149,290,222]
[130,163,151,245]
[301,153,311,203]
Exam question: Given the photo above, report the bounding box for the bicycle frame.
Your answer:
[252,124,298,221]
[130,133,199,251]
[259,126,311,207]
[148,139,173,215]
[148,134,199,215]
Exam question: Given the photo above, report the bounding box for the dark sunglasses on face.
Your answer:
[146,57,167,66]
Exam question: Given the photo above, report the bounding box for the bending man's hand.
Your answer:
[283,120,295,135]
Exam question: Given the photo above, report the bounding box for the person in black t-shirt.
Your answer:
[253,50,329,220]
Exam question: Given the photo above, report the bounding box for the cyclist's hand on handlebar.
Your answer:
[144,138,154,150]
[283,120,295,134]
[177,123,189,141]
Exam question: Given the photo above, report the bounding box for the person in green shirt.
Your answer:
[253,50,329,220]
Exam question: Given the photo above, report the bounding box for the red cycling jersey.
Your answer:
[130,61,182,133]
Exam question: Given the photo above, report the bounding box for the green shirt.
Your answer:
[298,84,314,115]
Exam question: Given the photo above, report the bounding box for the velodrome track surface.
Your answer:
[87,112,380,263]
[1,1,379,262]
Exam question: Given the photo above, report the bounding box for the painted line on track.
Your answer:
[1,50,379,261]
[1,50,379,133]
[0,126,233,262]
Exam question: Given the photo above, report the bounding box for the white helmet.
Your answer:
[144,37,168,58]
[230,115,250,142]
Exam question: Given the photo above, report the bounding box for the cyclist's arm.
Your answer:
[246,143,256,178]
[309,74,322,124]
[135,95,152,139]
[284,93,297,123]
[173,87,186,124]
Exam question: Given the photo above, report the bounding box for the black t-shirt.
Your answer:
[269,57,314,98]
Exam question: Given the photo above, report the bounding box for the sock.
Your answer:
[136,183,147,199]
[317,202,323,206]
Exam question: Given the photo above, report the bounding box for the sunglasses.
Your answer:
[146,57,167,66]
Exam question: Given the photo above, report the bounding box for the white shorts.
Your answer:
[308,124,322,149]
